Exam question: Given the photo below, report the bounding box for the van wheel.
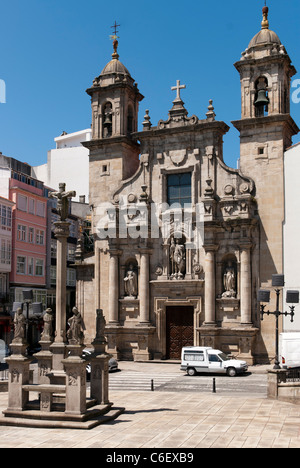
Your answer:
[227,367,237,377]
[187,368,196,376]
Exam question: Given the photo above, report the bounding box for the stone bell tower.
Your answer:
[84,35,144,229]
[232,6,299,360]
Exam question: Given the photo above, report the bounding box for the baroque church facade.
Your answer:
[75,7,299,364]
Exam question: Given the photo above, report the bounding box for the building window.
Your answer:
[17,194,27,212]
[67,268,76,287]
[167,173,192,208]
[28,198,35,214]
[0,205,12,231]
[35,259,44,277]
[1,240,11,266]
[17,224,27,242]
[17,256,26,275]
[36,201,45,217]
[69,221,76,238]
[28,257,34,276]
[50,266,56,286]
[51,240,57,258]
[67,245,75,262]
[0,274,6,295]
[28,227,34,243]
[36,229,45,245]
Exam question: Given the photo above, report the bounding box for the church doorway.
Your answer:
[166,306,194,360]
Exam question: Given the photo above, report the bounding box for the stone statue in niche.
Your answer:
[124,264,138,298]
[222,261,236,298]
[67,307,86,345]
[170,237,186,279]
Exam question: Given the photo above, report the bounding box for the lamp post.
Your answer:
[258,275,299,369]
[22,290,33,349]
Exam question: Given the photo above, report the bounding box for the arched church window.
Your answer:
[103,102,113,138]
[254,77,269,118]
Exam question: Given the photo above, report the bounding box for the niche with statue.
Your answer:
[217,255,240,325]
[119,259,139,325]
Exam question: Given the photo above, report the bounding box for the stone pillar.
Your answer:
[90,310,111,405]
[50,221,70,371]
[139,249,151,324]
[6,340,32,412]
[108,249,121,324]
[240,243,252,325]
[35,308,54,384]
[204,246,218,325]
[62,345,87,416]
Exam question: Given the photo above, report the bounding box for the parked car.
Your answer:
[181,346,248,377]
[82,349,118,380]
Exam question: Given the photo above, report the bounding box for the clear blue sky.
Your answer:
[1,0,300,170]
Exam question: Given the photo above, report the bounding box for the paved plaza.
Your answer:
[0,363,299,449]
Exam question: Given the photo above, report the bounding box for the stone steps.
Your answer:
[1,403,125,429]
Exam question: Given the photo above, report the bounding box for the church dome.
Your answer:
[248,6,281,50]
[100,58,131,77]
[248,28,281,49]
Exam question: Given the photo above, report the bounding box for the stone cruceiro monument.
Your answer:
[0,183,124,429]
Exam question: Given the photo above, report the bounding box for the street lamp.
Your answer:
[22,290,33,347]
[258,275,299,369]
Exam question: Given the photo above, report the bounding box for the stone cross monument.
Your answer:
[49,183,76,372]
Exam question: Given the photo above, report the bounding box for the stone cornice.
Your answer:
[232,114,299,136]
[133,120,230,141]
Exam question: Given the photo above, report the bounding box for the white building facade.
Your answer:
[283,142,300,331]
[33,129,91,202]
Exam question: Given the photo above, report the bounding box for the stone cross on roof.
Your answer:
[171,80,186,101]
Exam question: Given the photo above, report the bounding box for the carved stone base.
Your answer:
[197,325,259,365]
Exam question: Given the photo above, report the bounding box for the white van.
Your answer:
[181,346,248,377]
[280,333,300,369]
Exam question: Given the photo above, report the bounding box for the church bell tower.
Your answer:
[232,6,299,360]
[233,5,298,166]
[84,31,144,227]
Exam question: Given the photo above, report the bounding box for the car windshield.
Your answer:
[218,353,231,361]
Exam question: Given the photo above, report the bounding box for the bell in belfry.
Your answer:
[255,89,269,107]
[254,76,269,108]
[103,111,112,126]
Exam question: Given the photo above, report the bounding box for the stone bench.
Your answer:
[23,384,66,412]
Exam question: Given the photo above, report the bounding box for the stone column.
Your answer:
[90,310,111,405]
[240,243,252,325]
[108,249,121,324]
[62,345,87,416]
[139,249,151,324]
[50,221,70,372]
[5,342,32,412]
[5,309,32,412]
[204,245,218,325]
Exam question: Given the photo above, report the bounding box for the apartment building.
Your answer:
[0,196,14,343]
[9,172,48,308]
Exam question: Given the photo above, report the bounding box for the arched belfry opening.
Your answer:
[102,102,113,138]
[254,76,269,117]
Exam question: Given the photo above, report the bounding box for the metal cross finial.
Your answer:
[171,80,186,100]
[110,21,120,40]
